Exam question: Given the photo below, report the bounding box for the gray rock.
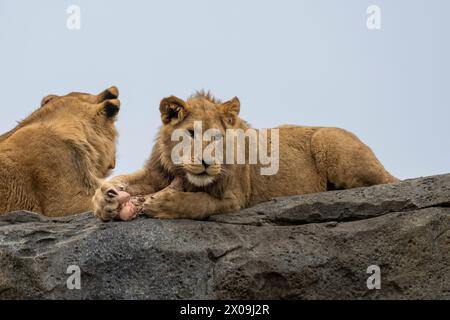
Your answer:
[210,173,450,225]
[0,174,449,300]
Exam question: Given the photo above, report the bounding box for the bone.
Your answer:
[118,201,138,221]
[117,176,184,220]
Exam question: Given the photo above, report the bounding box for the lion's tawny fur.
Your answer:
[93,92,398,221]
[0,87,121,216]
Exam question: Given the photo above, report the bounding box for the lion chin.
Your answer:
[186,173,216,187]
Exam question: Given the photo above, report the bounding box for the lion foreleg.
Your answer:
[142,189,241,220]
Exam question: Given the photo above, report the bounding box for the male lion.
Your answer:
[0,87,121,216]
[93,92,398,221]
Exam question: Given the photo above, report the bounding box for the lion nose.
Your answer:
[202,160,210,169]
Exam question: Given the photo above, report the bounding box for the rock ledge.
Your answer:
[0,174,449,299]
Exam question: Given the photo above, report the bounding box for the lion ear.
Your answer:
[160,96,189,125]
[98,99,121,119]
[41,94,58,107]
[96,86,119,103]
[220,97,240,126]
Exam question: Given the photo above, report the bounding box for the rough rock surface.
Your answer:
[0,174,449,300]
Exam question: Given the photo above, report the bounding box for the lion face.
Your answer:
[157,93,241,188]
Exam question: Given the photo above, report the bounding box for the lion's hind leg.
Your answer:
[311,128,399,190]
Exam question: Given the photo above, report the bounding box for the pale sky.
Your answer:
[0,0,449,179]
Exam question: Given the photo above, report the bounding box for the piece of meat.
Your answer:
[118,176,184,220]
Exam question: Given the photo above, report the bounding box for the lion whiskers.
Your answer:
[205,165,221,176]
[183,163,223,187]
[184,163,205,175]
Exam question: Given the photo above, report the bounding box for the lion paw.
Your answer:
[92,182,138,222]
[142,189,181,219]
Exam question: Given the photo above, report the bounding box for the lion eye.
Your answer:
[212,133,223,141]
